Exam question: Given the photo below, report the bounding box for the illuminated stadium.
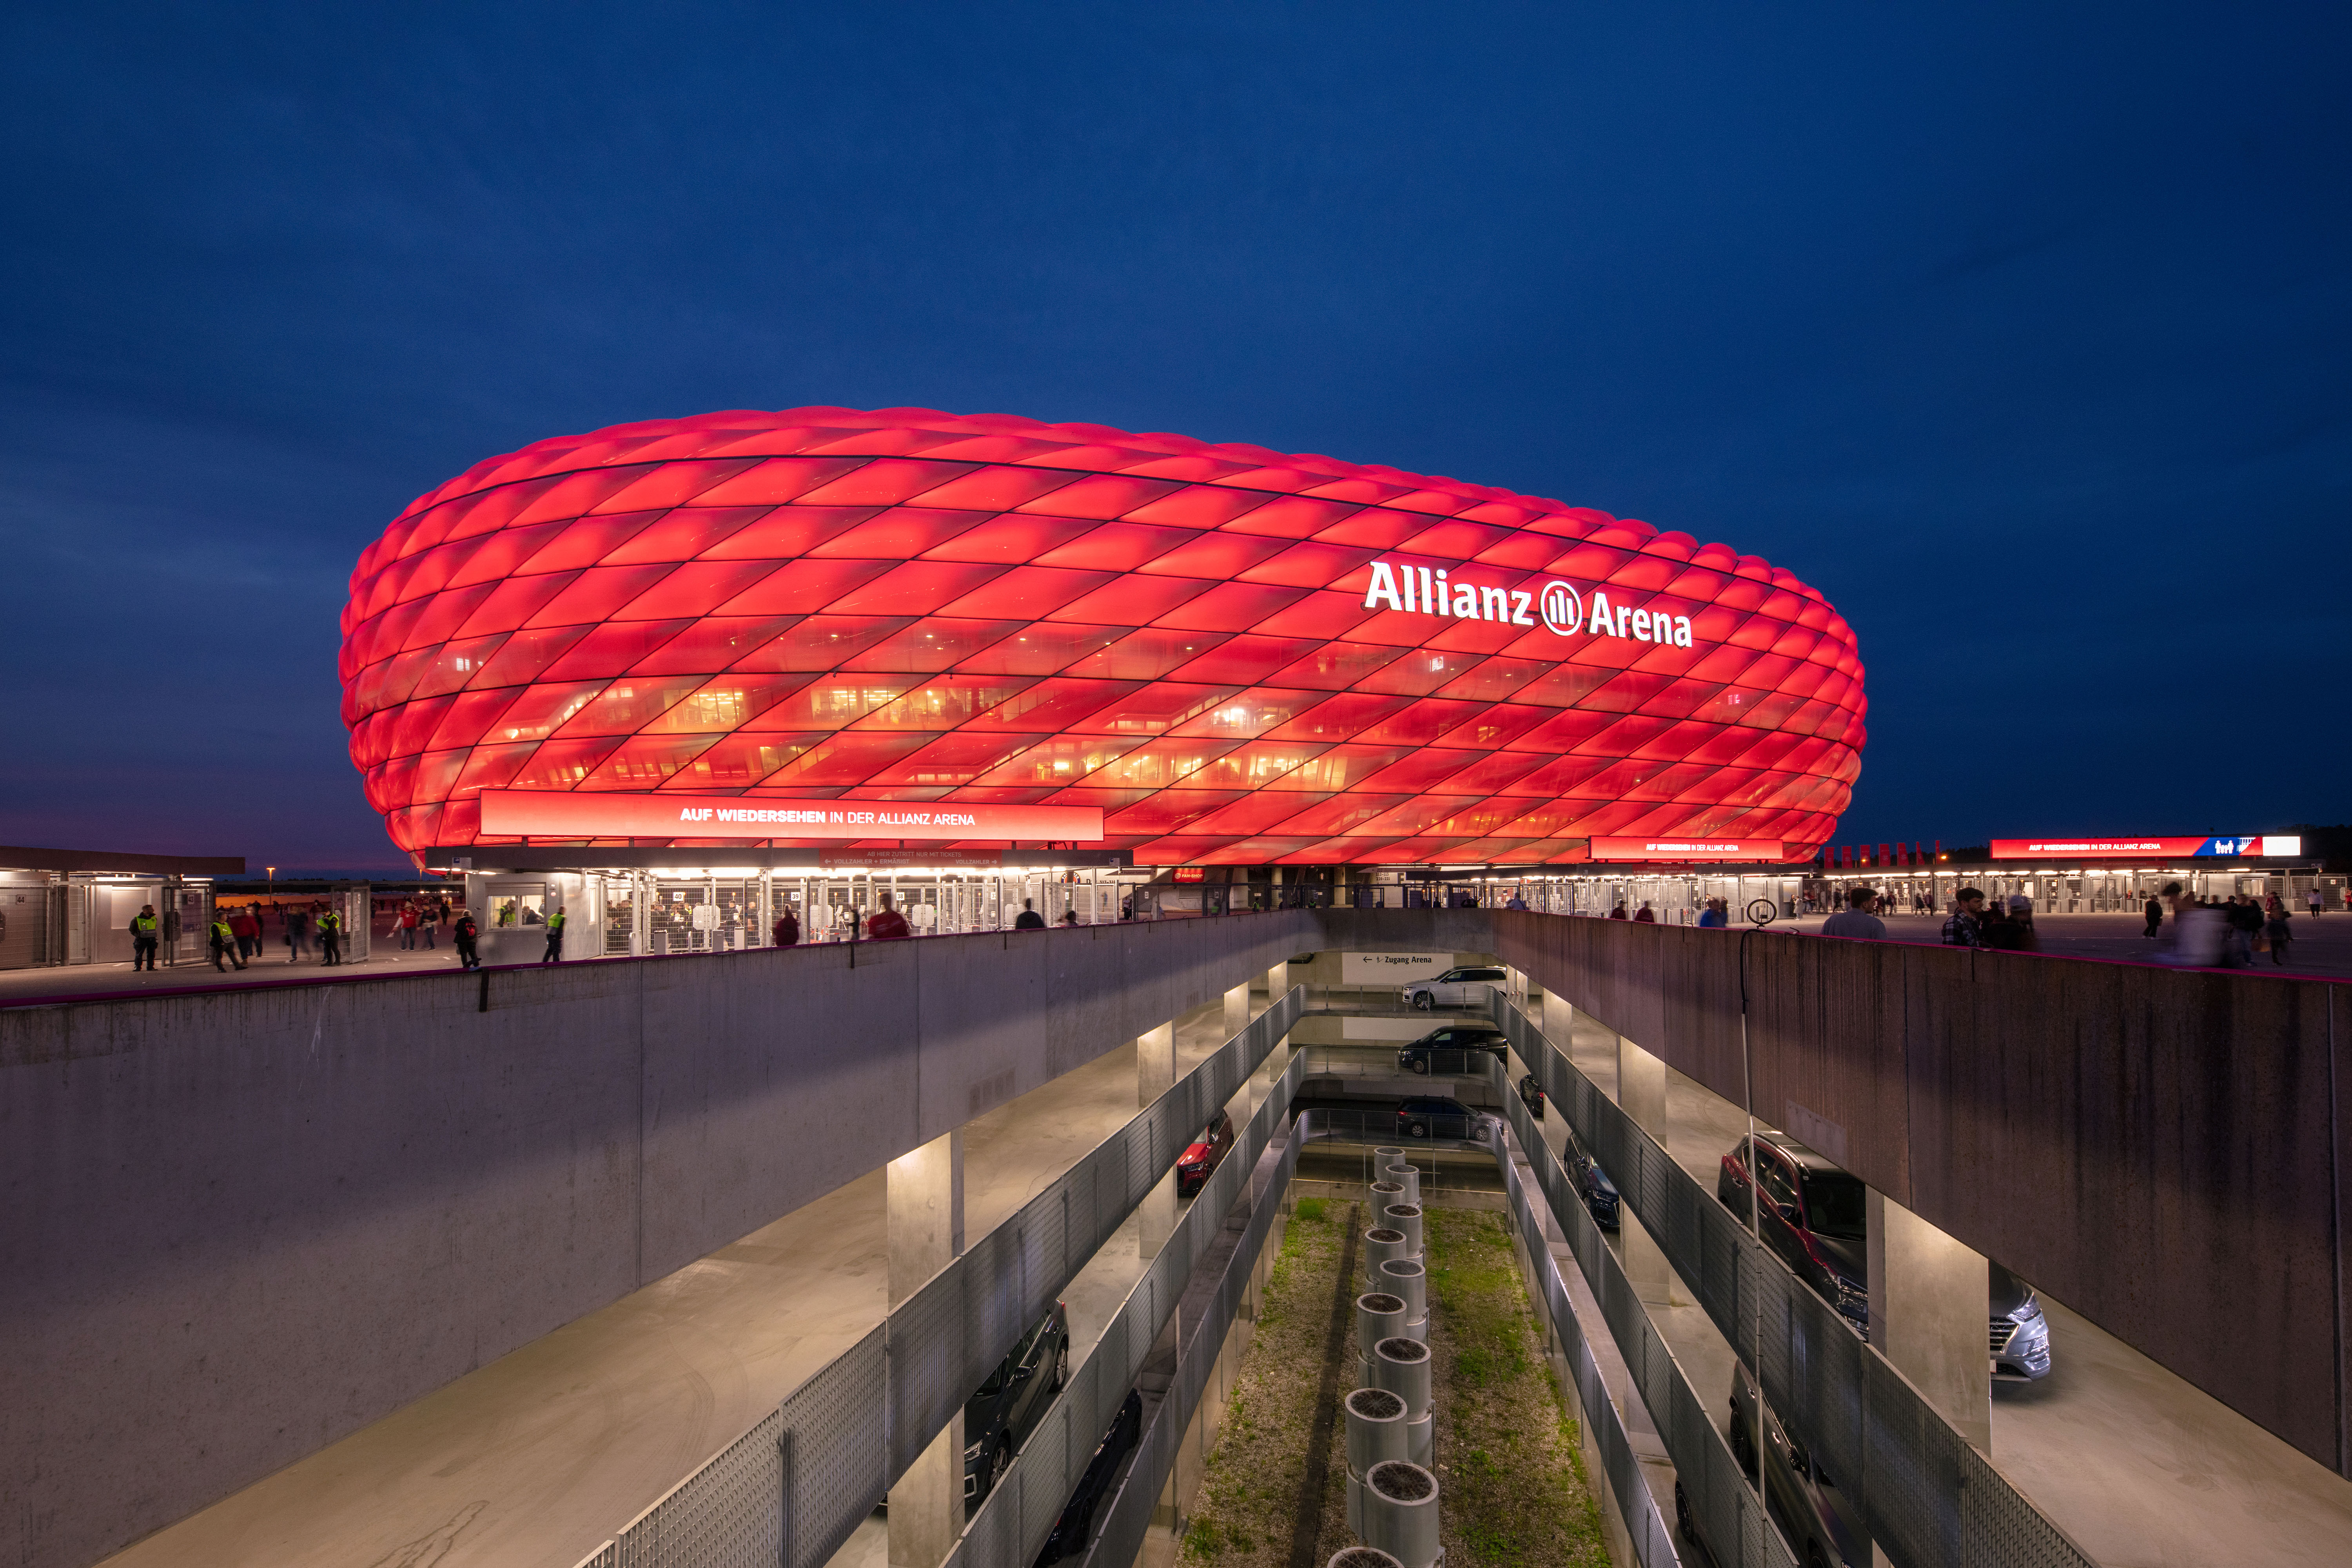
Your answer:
[340,407,1865,869]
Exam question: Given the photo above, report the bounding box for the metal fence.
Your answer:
[1019,1066,1307,1568]
[1488,996,2098,1568]
[568,986,1307,1568]
[1489,1113,1691,1568]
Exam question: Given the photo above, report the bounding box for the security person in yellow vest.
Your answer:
[541,906,566,964]
[208,915,245,972]
[317,907,344,966]
[131,904,160,971]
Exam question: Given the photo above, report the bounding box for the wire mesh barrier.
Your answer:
[1489,1117,1691,1568]
[1490,1064,1790,1568]
[1488,996,2098,1568]
[951,1046,1310,1568]
[568,986,1307,1568]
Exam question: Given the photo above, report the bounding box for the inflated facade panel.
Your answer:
[339,408,1864,864]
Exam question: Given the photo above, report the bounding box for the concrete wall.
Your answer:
[1481,910,2352,1481]
[0,913,1313,1568]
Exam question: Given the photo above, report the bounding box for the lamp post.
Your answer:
[266,865,276,897]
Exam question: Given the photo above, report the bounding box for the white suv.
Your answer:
[1400,964,1507,1011]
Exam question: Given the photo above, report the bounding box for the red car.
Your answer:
[1176,1112,1236,1196]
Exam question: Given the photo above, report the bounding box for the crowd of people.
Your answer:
[1811,881,2307,968]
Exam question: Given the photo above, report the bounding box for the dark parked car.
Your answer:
[965,1304,1071,1503]
[1717,1130,2053,1378]
[1561,1119,1619,1230]
[1395,1095,1497,1142]
[1035,1390,1143,1563]
[1717,1129,1871,1332]
[1175,1111,1235,1197]
[1708,1366,1867,1568]
[1517,1072,1546,1119]
[1395,1024,1508,1075]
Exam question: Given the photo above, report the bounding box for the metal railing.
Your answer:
[1489,995,2097,1568]
[567,987,1307,1568]
[1489,1112,1689,1568]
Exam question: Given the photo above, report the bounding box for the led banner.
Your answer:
[478,790,1105,843]
[1991,835,2301,860]
[1588,836,1786,862]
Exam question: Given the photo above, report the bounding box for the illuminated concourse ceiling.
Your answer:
[339,408,1865,866]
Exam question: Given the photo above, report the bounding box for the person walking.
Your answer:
[229,906,260,964]
[1697,897,1728,928]
[772,905,800,947]
[286,905,310,960]
[1633,901,1657,923]
[208,913,244,972]
[2310,886,2325,918]
[1608,904,1629,920]
[1822,886,1887,939]
[398,902,419,951]
[420,900,438,949]
[867,891,912,940]
[454,907,481,970]
[316,906,343,965]
[130,903,161,970]
[2143,891,2164,938]
[2265,904,2294,967]
[541,905,566,963]
[1013,898,1046,929]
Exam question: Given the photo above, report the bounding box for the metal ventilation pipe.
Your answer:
[1363,1225,1409,1276]
[1383,1161,1420,1204]
[1355,1292,1407,1361]
[1328,1548,1403,1568]
[1369,1178,1406,1212]
[1371,1335,1435,1464]
[1343,1386,1409,1536]
[1373,1145,1405,1165]
[1382,1201,1424,1258]
[1377,1258,1427,1340]
[1361,1460,1441,1568]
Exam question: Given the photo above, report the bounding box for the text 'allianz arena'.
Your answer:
[339,408,1865,865]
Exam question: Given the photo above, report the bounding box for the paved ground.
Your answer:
[1768,909,2352,979]
[96,993,1269,1568]
[1536,1005,2352,1568]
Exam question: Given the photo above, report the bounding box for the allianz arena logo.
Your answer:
[1359,559,1694,648]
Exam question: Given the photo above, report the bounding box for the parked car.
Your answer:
[1395,1095,1498,1142]
[965,1304,1071,1503]
[1399,964,1509,1010]
[1716,1129,1871,1332]
[1395,1023,1508,1075]
[1175,1111,1235,1197]
[1699,1365,1866,1568]
[1516,1071,1547,1120]
[1989,1261,2053,1380]
[1716,1129,2053,1378]
[1034,1389,1144,1563]
[1561,1119,1619,1230]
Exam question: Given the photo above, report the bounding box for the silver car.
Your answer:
[1400,964,1507,1010]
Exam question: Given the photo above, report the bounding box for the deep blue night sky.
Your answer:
[3,4,2346,870]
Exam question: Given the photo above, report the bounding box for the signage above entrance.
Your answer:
[1990,835,2301,860]
[478,791,1106,843]
[1588,836,1787,862]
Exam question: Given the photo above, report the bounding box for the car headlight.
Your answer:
[964,1440,982,1462]
[2007,1298,2043,1325]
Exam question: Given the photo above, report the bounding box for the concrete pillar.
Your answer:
[887,1131,965,1568]
[1867,1191,1992,1454]
[1223,980,1249,1040]
[1266,959,1287,1003]
[1542,990,1574,1056]
[1616,1035,1681,1307]
[1138,1023,1177,1258]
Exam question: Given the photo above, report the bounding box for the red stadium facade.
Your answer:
[339,408,1864,867]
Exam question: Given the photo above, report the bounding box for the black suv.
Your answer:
[964,1303,1070,1502]
[1396,1024,1508,1076]
[1035,1390,1143,1563]
[1561,1118,1619,1229]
